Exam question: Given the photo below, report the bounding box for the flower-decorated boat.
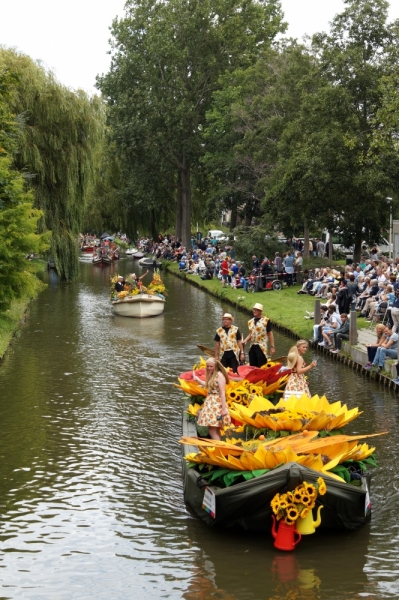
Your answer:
[111,271,166,318]
[178,361,383,534]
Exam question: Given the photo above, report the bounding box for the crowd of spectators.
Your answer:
[131,232,399,380]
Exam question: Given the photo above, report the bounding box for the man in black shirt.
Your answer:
[214,313,245,373]
[114,275,125,292]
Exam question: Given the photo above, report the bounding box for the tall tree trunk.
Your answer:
[328,232,333,264]
[150,208,157,240]
[304,220,310,259]
[230,203,237,230]
[175,173,183,240]
[181,157,191,249]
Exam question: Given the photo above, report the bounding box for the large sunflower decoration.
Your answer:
[271,477,326,525]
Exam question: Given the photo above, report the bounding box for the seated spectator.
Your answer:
[367,283,391,321]
[310,305,329,343]
[364,324,387,368]
[366,324,398,372]
[359,279,382,317]
[319,306,342,348]
[330,314,350,354]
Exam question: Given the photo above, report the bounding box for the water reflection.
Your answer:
[0,260,398,598]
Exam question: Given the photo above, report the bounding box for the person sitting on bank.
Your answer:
[367,324,398,373]
[243,303,275,367]
[364,323,387,369]
[310,305,329,343]
[329,313,350,354]
[214,313,244,374]
[319,305,342,348]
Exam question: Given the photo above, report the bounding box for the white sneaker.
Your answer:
[318,341,326,346]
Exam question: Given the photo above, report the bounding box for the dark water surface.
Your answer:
[0,259,398,599]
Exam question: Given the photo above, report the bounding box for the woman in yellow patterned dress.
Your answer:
[283,340,317,400]
[194,358,231,440]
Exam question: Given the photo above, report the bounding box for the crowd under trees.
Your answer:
[1,0,399,309]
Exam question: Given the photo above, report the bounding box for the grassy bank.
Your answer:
[165,262,317,339]
[164,262,368,341]
[0,261,47,360]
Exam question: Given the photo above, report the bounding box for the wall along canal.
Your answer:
[0,259,397,599]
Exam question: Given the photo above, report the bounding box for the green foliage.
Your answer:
[233,225,287,269]
[266,0,399,259]
[0,152,49,309]
[0,67,49,310]
[98,0,286,246]
[0,48,105,281]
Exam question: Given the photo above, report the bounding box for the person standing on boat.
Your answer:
[115,275,125,292]
[283,340,317,399]
[130,269,150,290]
[243,303,275,367]
[214,313,244,373]
[194,358,231,440]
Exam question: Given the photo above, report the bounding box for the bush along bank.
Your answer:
[0,262,46,360]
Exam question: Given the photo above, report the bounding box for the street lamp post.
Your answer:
[387,197,393,259]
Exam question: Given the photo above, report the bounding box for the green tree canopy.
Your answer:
[0,48,105,281]
[97,0,286,247]
[0,68,49,309]
[266,0,399,259]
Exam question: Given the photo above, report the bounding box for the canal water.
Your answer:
[0,258,398,599]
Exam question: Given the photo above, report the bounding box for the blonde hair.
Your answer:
[375,323,385,338]
[205,358,230,390]
[287,339,308,369]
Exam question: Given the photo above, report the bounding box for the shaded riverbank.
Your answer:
[0,261,46,359]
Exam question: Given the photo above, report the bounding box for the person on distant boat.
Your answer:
[115,275,125,292]
[283,340,316,400]
[130,270,150,289]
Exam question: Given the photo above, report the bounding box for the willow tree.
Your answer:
[0,68,49,309]
[98,0,285,248]
[0,48,105,281]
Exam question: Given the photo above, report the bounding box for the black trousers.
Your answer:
[249,344,267,367]
[221,353,239,374]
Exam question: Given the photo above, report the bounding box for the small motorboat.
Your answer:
[112,294,165,317]
[125,247,138,256]
[132,251,145,259]
[138,257,162,269]
[93,251,113,265]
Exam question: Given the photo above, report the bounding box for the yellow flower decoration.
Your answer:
[299,492,313,507]
[317,477,327,495]
[271,496,280,515]
[301,507,311,519]
[286,504,299,521]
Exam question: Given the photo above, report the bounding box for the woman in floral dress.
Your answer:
[283,340,317,400]
[194,358,231,440]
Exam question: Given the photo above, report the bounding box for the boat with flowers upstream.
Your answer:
[177,359,384,533]
[111,271,166,318]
